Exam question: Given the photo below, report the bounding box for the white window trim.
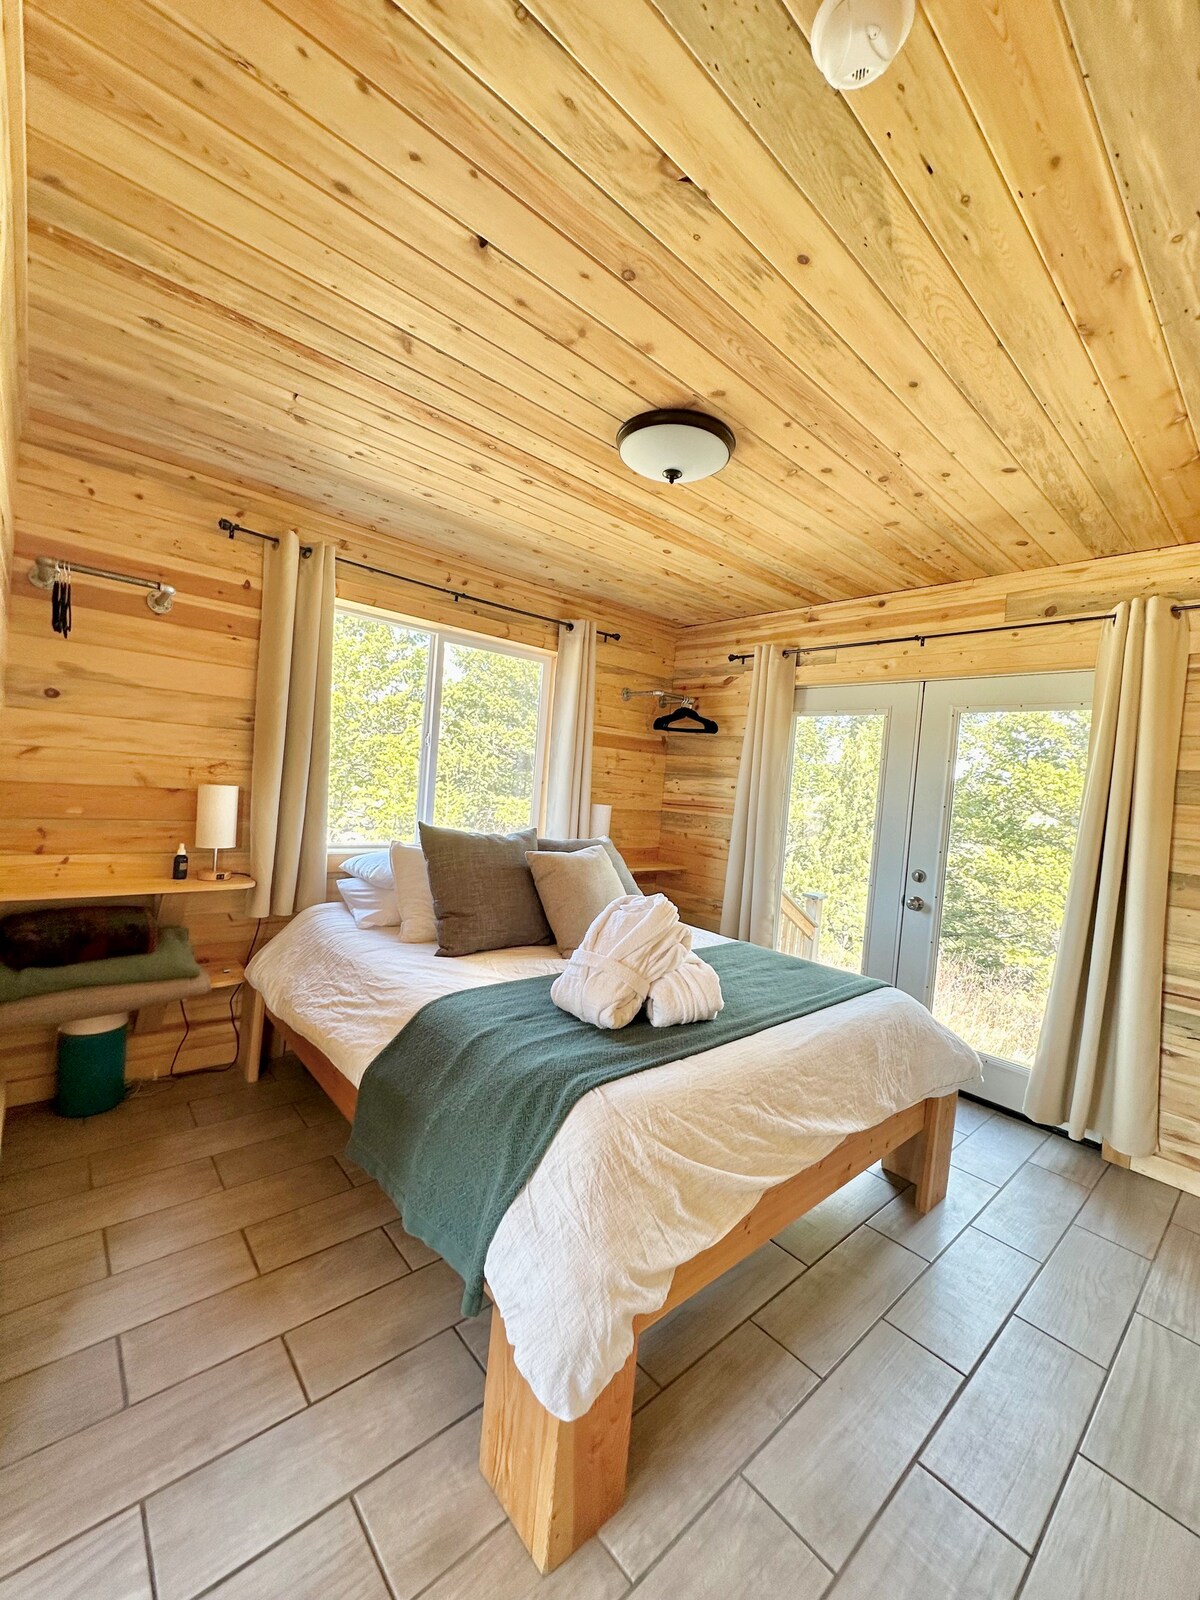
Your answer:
[330,600,556,851]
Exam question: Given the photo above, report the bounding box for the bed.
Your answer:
[244,902,979,1571]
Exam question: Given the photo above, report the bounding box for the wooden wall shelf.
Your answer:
[0,875,256,905]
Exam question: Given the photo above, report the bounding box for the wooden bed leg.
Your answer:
[239,987,266,1084]
[882,1092,956,1214]
[480,1305,637,1573]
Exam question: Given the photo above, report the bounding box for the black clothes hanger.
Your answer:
[653,700,718,735]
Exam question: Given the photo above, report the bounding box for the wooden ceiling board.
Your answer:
[15,0,1200,623]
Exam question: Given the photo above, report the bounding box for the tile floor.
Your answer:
[2,1065,1200,1598]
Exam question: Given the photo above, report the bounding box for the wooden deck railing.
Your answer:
[778,889,825,960]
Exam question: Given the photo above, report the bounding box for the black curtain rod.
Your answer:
[725,606,1143,664]
[218,520,620,641]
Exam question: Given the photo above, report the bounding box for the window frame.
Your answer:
[330,600,556,851]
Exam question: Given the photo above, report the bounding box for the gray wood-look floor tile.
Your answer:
[754,1226,925,1375]
[286,1259,468,1400]
[0,1340,124,1468]
[773,1170,898,1264]
[89,1106,305,1188]
[123,1230,406,1401]
[203,1502,390,1600]
[630,1477,830,1599]
[1174,1190,1200,1235]
[1139,1223,1200,1342]
[955,1098,994,1137]
[1022,1459,1200,1600]
[1029,1135,1108,1189]
[972,1162,1088,1260]
[0,1100,197,1174]
[826,1468,1026,1600]
[0,1232,256,1384]
[0,1161,219,1259]
[921,1317,1104,1550]
[600,1322,816,1582]
[145,1331,483,1600]
[887,1227,1039,1373]
[356,1412,503,1600]
[0,1341,303,1580]
[0,1230,107,1315]
[638,1243,802,1385]
[1076,1165,1178,1257]
[188,1077,324,1127]
[867,1165,997,1261]
[245,1183,399,1272]
[746,1322,959,1567]
[106,1158,349,1273]
[214,1121,352,1188]
[1084,1314,1200,1534]
[0,1508,151,1600]
[950,1117,1047,1186]
[1016,1226,1149,1366]
[421,1525,626,1600]
[455,1306,492,1370]
[383,1220,439,1269]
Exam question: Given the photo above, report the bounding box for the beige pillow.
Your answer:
[526,844,627,956]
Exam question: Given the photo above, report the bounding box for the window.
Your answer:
[328,605,552,847]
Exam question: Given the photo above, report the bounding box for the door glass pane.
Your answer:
[432,641,546,832]
[329,611,431,846]
[781,712,887,972]
[931,707,1091,1064]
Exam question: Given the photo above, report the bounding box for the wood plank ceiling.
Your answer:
[19,0,1200,624]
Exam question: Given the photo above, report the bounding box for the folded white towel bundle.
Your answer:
[550,893,723,1029]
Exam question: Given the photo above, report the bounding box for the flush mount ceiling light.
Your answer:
[616,410,735,485]
[810,0,915,90]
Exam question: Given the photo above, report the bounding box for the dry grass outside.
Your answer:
[932,954,1049,1067]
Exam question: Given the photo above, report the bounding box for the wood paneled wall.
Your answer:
[0,0,25,688]
[0,423,676,1106]
[663,544,1200,1186]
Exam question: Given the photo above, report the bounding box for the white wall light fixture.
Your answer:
[616,410,735,485]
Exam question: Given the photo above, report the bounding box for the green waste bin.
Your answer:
[56,1013,129,1118]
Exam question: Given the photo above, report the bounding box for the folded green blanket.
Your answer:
[0,924,202,1006]
[346,941,884,1315]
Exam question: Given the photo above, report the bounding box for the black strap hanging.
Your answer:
[51,560,72,640]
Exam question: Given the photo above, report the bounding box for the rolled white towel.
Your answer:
[551,893,690,1029]
[645,950,724,1027]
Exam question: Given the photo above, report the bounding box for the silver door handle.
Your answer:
[905,896,927,911]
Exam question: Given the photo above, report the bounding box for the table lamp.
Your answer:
[195,784,239,881]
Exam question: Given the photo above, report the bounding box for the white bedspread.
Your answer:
[248,903,980,1419]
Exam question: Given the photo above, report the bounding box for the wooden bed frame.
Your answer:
[243,988,955,1573]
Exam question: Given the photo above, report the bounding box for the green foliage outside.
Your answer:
[781,705,1090,1064]
[328,612,544,847]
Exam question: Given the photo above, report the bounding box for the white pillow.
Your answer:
[390,840,439,944]
[338,848,393,889]
[337,876,400,929]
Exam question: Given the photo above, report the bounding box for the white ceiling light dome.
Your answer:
[616,410,735,485]
[810,0,915,91]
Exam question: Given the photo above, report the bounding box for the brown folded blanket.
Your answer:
[0,905,159,971]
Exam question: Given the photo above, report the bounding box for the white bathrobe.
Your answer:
[644,950,725,1027]
[550,893,691,1029]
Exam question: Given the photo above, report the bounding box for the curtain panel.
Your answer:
[544,620,597,840]
[1024,597,1188,1155]
[720,644,795,947]
[248,531,337,918]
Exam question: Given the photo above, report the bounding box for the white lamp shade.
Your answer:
[195,784,239,851]
[618,420,731,484]
[590,802,614,837]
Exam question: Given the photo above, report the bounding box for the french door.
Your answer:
[782,672,1093,1112]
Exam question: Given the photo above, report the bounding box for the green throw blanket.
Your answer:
[0,924,201,1006]
[348,940,884,1315]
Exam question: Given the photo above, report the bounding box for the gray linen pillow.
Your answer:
[418,822,553,956]
[527,845,627,956]
[535,836,642,897]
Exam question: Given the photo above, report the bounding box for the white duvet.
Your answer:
[247,903,980,1419]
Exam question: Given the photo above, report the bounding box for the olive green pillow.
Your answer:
[526,844,628,956]
[418,822,553,956]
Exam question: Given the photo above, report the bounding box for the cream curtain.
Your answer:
[248,531,337,918]
[721,644,796,946]
[544,620,597,839]
[1024,597,1188,1155]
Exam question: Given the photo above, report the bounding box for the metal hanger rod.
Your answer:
[27,555,175,614]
